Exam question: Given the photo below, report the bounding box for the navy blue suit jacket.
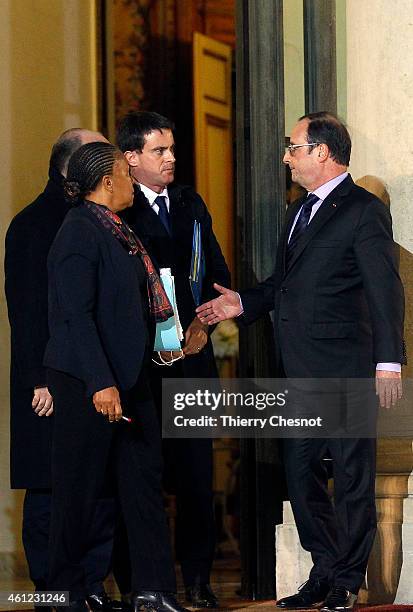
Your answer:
[124,183,231,378]
[44,203,150,396]
[240,175,405,377]
[5,168,70,487]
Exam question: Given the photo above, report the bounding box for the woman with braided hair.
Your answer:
[44,142,188,612]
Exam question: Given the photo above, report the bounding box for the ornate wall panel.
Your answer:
[111,0,235,128]
[112,0,152,121]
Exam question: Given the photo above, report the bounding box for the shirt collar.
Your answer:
[139,183,169,207]
[310,172,348,202]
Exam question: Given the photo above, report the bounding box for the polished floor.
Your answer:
[1,557,412,612]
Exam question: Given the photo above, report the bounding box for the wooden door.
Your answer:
[193,32,233,274]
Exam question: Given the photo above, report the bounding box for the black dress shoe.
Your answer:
[87,593,132,611]
[276,579,330,609]
[185,583,219,609]
[320,587,357,611]
[133,591,189,612]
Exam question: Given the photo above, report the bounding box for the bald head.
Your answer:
[49,128,108,176]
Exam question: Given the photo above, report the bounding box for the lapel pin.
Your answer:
[332,203,337,208]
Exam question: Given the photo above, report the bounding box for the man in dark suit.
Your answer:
[196,113,405,611]
[116,111,231,608]
[4,128,123,612]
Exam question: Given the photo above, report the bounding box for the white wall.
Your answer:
[346,0,413,254]
[284,0,305,135]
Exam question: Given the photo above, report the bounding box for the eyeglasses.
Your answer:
[285,142,319,155]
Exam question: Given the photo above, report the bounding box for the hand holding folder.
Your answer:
[153,268,184,365]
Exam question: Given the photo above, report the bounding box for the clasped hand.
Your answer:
[156,317,209,364]
[93,386,122,422]
[183,316,208,355]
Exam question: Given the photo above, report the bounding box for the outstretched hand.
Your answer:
[196,283,243,325]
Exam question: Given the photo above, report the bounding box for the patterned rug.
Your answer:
[217,603,413,612]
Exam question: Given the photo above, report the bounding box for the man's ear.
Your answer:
[124,150,140,167]
[102,175,113,192]
[318,144,329,162]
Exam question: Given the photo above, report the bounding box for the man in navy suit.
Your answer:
[116,112,230,609]
[196,112,405,611]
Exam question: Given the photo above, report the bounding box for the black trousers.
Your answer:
[163,437,215,585]
[112,359,215,591]
[282,437,377,594]
[47,369,176,600]
[23,489,114,594]
[152,361,215,586]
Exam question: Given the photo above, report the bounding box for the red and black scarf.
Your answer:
[85,201,174,323]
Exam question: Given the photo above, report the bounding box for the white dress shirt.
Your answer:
[288,172,348,242]
[139,183,170,213]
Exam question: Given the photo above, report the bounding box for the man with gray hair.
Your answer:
[5,128,122,612]
[196,112,405,611]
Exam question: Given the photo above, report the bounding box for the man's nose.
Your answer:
[165,149,175,162]
[282,151,290,164]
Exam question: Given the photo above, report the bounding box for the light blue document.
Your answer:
[154,269,183,351]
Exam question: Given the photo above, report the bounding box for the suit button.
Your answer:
[281,317,288,322]
[281,287,287,294]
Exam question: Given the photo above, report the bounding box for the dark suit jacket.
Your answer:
[240,175,405,378]
[124,183,231,377]
[5,167,71,488]
[44,203,150,396]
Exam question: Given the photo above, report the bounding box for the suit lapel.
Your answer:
[134,186,171,238]
[285,175,354,274]
[167,185,179,227]
[168,185,198,238]
[281,196,306,273]
[168,185,193,218]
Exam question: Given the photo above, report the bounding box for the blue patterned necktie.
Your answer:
[154,195,171,235]
[287,192,320,266]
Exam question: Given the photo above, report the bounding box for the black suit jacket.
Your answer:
[5,167,71,488]
[124,183,231,377]
[240,175,405,377]
[44,204,150,396]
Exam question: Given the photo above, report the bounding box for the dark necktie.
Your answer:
[154,195,171,235]
[286,192,319,266]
